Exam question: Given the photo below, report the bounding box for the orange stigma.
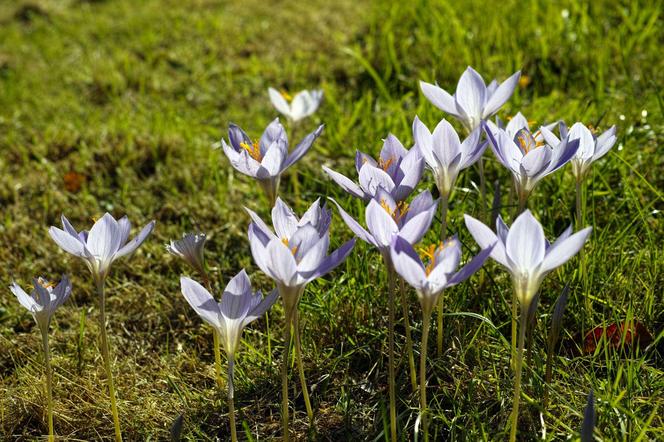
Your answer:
[240,140,262,161]
[378,156,394,171]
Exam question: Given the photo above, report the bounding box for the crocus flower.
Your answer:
[247,198,355,310]
[542,122,617,181]
[10,276,72,333]
[166,232,207,275]
[11,275,72,441]
[332,189,438,261]
[483,122,579,209]
[180,271,278,359]
[49,213,155,283]
[412,116,486,199]
[464,210,591,306]
[246,198,355,438]
[268,87,323,122]
[220,118,324,205]
[420,66,521,131]
[322,133,423,202]
[390,236,492,315]
[180,270,278,442]
[390,236,492,439]
[464,210,591,441]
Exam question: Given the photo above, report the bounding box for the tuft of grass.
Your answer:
[1,0,662,440]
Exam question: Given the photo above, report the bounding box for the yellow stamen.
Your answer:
[518,75,531,88]
[380,199,409,222]
[378,156,394,171]
[281,237,298,256]
[280,89,293,102]
[240,140,262,161]
[36,277,55,289]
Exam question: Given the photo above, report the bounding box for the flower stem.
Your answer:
[517,190,528,216]
[419,310,432,442]
[97,278,123,442]
[576,178,590,316]
[511,287,518,368]
[281,306,293,442]
[387,264,397,442]
[478,157,488,222]
[41,329,54,442]
[399,278,417,393]
[509,305,528,442]
[213,330,224,390]
[227,357,237,442]
[292,310,314,423]
[437,193,448,357]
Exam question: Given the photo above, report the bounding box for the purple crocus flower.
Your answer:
[220,118,324,205]
[420,66,521,131]
[542,122,617,181]
[268,88,323,122]
[322,134,424,202]
[331,189,438,261]
[483,122,580,207]
[11,276,72,333]
[464,210,591,307]
[180,270,278,359]
[412,116,487,199]
[390,236,492,315]
[247,198,355,308]
[49,213,155,283]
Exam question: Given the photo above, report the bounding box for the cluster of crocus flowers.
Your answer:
[247,198,355,440]
[464,210,591,441]
[268,87,323,122]
[10,276,72,442]
[220,118,324,205]
[322,133,424,202]
[180,271,278,442]
[49,213,155,442]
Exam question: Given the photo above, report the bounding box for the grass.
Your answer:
[0,0,662,440]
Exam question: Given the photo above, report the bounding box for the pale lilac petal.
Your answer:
[356,150,377,172]
[366,198,399,248]
[272,198,299,239]
[403,190,434,222]
[359,164,395,196]
[390,236,426,290]
[521,144,552,178]
[464,214,509,268]
[87,213,121,259]
[456,67,487,121]
[546,136,579,174]
[594,126,617,159]
[447,244,494,286]
[268,88,292,117]
[61,215,80,238]
[116,217,131,247]
[322,166,366,200]
[393,153,423,202]
[259,118,285,154]
[180,276,222,328]
[540,227,592,274]
[228,124,251,150]
[297,232,329,273]
[258,139,287,177]
[220,270,253,320]
[283,124,324,169]
[114,221,155,260]
[243,288,279,326]
[419,81,460,116]
[380,134,407,175]
[398,201,437,245]
[267,239,298,286]
[49,227,86,257]
[540,124,562,147]
[304,238,355,280]
[496,215,509,245]
[482,70,520,118]
[505,112,530,138]
[506,210,545,271]
[329,198,378,248]
[10,282,37,312]
[432,118,462,167]
[289,224,321,262]
[248,223,274,277]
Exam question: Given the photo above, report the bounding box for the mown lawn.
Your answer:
[0,0,662,440]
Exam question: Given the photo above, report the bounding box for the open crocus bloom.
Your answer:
[49,213,155,282]
[390,236,493,314]
[11,276,72,332]
[247,198,355,312]
[412,116,486,198]
[322,133,423,202]
[180,270,278,358]
[221,118,324,204]
[420,66,521,131]
[268,88,323,122]
[166,232,207,275]
[541,122,617,181]
[332,188,438,259]
[464,210,592,306]
[483,122,579,201]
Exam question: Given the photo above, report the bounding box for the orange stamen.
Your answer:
[240,140,262,161]
[380,199,409,222]
[280,89,293,102]
[379,156,394,171]
[281,237,298,256]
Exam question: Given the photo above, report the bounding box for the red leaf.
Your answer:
[583,320,653,354]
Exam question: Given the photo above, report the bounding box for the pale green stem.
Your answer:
[281,305,294,442]
[478,157,488,222]
[41,329,54,442]
[517,189,528,216]
[509,306,528,442]
[213,331,224,390]
[289,123,300,203]
[97,278,123,442]
[576,177,590,318]
[293,309,314,422]
[399,278,417,393]
[420,309,432,442]
[227,357,237,442]
[386,260,397,442]
[437,193,449,357]
[511,288,517,368]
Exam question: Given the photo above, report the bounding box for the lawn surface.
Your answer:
[0,0,662,440]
